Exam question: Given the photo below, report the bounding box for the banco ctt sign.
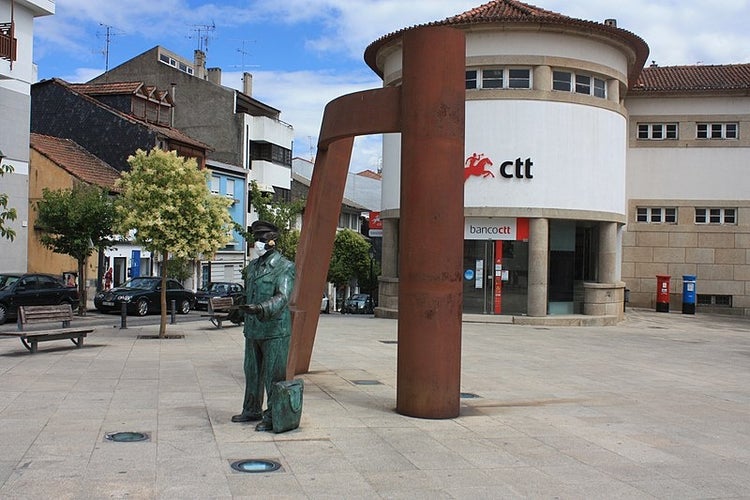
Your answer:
[464,153,533,182]
[465,217,528,240]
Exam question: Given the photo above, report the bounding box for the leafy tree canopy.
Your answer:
[0,163,17,241]
[36,183,116,261]
[35,182,117,315]
[239,180,305,261]
[116,148,233,259]
[328,229,374,289]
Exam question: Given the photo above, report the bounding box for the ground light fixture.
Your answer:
[105,431,149,442]
[230,459,281,473]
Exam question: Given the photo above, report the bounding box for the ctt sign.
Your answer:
[464,153,533,182]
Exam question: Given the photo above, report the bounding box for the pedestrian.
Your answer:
[104,267,113,290]
[232,220,295,432]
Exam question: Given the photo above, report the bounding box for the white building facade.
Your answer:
[0,0,54,271]
[367,1,647,320]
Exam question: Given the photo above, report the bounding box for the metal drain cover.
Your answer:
[105,431,149,442]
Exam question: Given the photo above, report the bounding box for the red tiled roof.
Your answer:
[69,81,144,95]
[356,169,382,181]
[55,79,207,149]
[364,0,649,87]
[632,63,750,93]
[30,133,122,191]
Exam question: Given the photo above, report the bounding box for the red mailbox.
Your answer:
[656,275,671,312]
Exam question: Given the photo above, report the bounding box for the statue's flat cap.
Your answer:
[251,220,279,235]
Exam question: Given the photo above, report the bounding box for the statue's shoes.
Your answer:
[255,421,273,432]
[231,413,262,423]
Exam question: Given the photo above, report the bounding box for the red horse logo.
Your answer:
[464,153,494,181]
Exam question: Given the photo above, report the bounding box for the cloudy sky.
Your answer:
[33,0,750,171]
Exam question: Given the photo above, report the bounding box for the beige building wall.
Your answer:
[625,93,750,315]
[27,150,98,284]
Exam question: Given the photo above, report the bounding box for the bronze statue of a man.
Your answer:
[232,220,295,432]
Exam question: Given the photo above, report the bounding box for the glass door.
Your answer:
[463,240,493,314]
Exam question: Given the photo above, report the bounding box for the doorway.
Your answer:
[463,240,528,315]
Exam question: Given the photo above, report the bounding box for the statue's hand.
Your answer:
[242,303,261,315]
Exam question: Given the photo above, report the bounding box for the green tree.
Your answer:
[327,229,375,290]
[35,183,117,315]
[237,180,305,260]
[115,148,233,337]
[0,163,17,241]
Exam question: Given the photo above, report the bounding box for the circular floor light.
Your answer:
[230,459,282,473]
[105,431,149,442]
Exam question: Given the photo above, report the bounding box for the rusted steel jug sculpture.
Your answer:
[287,26,465,418]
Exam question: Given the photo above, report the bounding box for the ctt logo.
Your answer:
[464,153,534,182]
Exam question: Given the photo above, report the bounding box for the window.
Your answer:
[225,179,235,198]
[465,70,478,90]
[552,71,571,91]
[697,294,732,307]
[636,207,676,223]
[482,69,504,89]
[210,176,220,194]
[638,123,678,140]
[695,207,736,224]
[575,74,591,95]
[508,69,531,88]
[465,67,531,90]
[552,70,607,99]
[249,142,292,167]
[697,123,738,139]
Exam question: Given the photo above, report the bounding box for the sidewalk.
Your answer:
[1,309,749,498]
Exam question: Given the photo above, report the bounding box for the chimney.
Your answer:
[194,49,207,80]
[604,18,617,27]
[243,72,253,96]
[207,67,222,85]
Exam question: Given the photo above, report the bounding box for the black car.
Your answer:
[341,293,374,314]
[194,282,244,311]
[0,273,80,324]
[94,276,195,316]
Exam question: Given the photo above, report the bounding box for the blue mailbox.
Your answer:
[682,275,696,315]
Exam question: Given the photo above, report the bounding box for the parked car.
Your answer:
[194,282,244,311]
[321,294,330,314]
[341,293,374,314]
[94,276,195,316]
[0,273,80,325]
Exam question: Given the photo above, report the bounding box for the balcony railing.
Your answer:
[0,22,17,64]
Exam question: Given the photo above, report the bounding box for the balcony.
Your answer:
[0,22,17,64]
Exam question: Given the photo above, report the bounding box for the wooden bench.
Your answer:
[0,304,93,353]
[201,296,243,328]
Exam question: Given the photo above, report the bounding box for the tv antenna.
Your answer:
[97,23,123,72]
[227,39,259,71]
[189,21,216,52]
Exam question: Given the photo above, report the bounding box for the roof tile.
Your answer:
[30,133,122,191]
[633,63,750,93]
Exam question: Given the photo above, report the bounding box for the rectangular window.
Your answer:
[466,67,531,90]
[637,123,678,140]
[552,71,571,91]
[593,78,606,98]
[695,207,737,224]
[697,294,732,307]
[575,74,591,95]
[225,178,235,198]
[210,176,220,194]
[482,69,504,89]
[465,69,478,89]
[508,69,531,88]
[697,123,739,140]
[637,207,676,223]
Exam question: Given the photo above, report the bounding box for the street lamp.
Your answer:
[368,245,375,310]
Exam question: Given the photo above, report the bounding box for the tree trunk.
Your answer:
[77,257,87,316]
[159,249,168,337]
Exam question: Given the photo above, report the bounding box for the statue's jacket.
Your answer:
[243,251,295,340]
